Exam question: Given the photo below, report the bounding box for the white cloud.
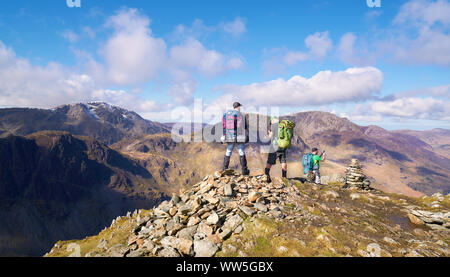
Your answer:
[173,19,213,40]
[334,1,450,67]
[393,0,450,27]
[0,8,247,116]
[169,38,243,77]
[0,40,92,108]
[371,97,450,120]
[343,84,450,123]
[264,31,333,70]
[167,79,198,105]
[222,17,247,36]
[61,30,79,43]
[281,31,333,66]
[283,51,309,66]
[101,8,167,85]
[217,67,384,107]
[82,27,96,39]
[341,113,384,123]
[337,33,375,66]
[98,8,244,101]
[174,17,247,40]
[305,31,333,59]
[0,40,169,115]
[387,28,450,66]
[382,0,450,66]
[398,84,450,99]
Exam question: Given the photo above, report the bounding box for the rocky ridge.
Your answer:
[47,168,449,258]
[97,169,300,257]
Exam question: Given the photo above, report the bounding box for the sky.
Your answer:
[0,0,449,130]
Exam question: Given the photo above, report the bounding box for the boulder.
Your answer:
[194,240,219,257]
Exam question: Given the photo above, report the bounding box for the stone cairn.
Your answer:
[107,169,302,258]
[344,159,371,190]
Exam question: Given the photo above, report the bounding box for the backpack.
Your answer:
[302,153,314,174]
[224,110,243,141]
[277,120,295,149]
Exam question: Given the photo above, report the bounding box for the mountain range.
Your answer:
[0,102,448,256]
[0,102,169,145]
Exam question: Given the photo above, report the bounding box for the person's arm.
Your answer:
[321,151,326,162]
[268,124,277,139]
[222,113,226,136]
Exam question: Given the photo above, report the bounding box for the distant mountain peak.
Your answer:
[0,102,169,145]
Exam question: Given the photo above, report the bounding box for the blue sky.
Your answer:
[0,0,449,130]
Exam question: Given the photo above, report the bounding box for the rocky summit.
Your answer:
[46,168,449,258]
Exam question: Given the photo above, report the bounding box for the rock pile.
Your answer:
[408,210,450,231]
[109,169,302,257]
[344,159,371,190]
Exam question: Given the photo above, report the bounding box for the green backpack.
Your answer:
[277,120,295,149]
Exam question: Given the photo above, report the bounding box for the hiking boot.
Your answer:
[240,155,250,176]
[222,155,231,171]
[261,174,272,183]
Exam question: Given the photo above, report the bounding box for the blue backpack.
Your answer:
[302,153,314,174]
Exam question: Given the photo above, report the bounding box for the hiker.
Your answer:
[312,148,326,185]
[221,102,250,175]
[264,117,295,183]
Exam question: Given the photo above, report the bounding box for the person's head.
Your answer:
[270,116,279,125]
[312,147,319,155]
[233,102,242,111]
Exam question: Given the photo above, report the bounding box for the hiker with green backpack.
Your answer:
[264,117,296,183]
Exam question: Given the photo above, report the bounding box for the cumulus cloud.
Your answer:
[167,79,198,105]
[0,40,168,114]
[101,8,167,85]
[383,0,450,66]
[0,8,246,116]
[393,0,450,27]
[305,31,333,59]
[341,84,450,123]
[282,31,333,66]
[334,0,450,67]
[216,67,384,107]
[169,38,243,77]
[96,8,244,102]
[264,31,333,72]
[371,97,450,120]
[337,33,376,66]
[387,28,450,66]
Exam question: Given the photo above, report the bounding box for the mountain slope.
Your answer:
[111,111,449,197]
[0,102,169,145]
[285,112,450,196]
[393,129,450,159]
[0,131,167,256]
[46,170,449,258]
